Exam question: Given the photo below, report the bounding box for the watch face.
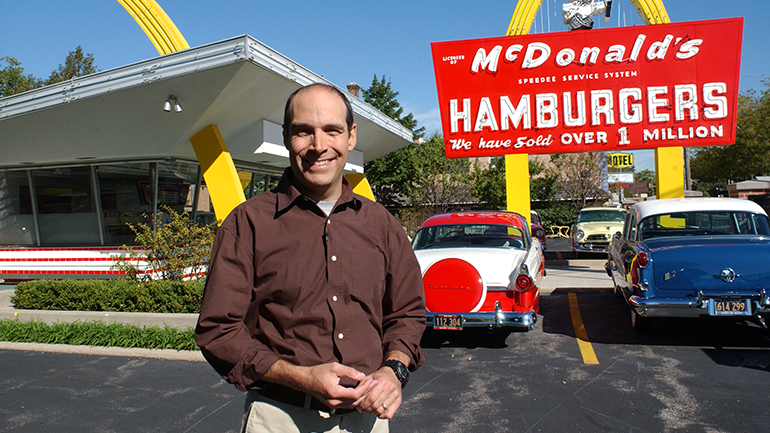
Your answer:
[384,360,409,387]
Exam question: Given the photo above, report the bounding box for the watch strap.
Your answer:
[382,359,409,388]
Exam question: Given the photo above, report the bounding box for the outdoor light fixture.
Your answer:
[163,95,182,113]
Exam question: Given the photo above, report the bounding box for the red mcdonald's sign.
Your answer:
[431,18,743,158]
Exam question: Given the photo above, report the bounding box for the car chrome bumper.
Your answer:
[629,292,770,318]
[573,243,609,252]
[426,302,537,330]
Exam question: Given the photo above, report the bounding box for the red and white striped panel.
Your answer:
[0,247,208,283]
[0,247,144,283]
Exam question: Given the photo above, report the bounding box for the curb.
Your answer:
[0,309,198,330]
[0,288,202,362]
[0,341,205,362]
[0,289,198,330]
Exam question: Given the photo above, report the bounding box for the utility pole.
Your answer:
[684,147,692,190]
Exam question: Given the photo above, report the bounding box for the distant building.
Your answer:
[727,177,770,212]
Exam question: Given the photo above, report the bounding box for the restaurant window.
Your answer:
[0,170,36,246]
[32,167,100,245]
[242,171,277,199]
[96,163,152,245]
[157,160,200,222]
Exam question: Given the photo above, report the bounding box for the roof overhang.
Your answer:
[726,179,770,191]
[0,35,412,172]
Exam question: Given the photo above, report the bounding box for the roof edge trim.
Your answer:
[0,34,413,144]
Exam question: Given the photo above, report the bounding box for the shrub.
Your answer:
[535,203,580,230]
[0,320,198,351]
[111,205,217,282]
[10,279,204,313]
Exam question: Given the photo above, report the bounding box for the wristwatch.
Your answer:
[382,360,409,388]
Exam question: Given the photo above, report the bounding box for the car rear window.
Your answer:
[412,224,525,250]
[639,211,770,240]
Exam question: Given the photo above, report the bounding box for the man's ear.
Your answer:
[348,123,357,151]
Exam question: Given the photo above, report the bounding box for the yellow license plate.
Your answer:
[434,315,463,330]
[710,299,750,316]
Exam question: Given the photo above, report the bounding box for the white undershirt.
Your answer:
[317,200,337,216]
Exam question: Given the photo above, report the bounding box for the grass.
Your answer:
[0,319,199,351]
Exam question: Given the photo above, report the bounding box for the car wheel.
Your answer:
[631,310,653,332]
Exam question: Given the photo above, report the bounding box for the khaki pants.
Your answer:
[242,391,389,433]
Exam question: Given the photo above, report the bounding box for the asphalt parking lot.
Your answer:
[2,238,769,432]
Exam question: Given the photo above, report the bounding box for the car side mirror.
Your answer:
[613,231,622,240]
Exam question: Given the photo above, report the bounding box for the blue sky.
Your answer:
[2,0,767,171]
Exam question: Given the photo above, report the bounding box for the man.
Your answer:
[195,83,426,433]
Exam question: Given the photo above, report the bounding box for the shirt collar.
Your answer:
[275,167,361,215]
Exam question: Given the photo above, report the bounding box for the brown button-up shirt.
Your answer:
[195,169,426,392]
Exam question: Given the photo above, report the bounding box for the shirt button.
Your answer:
[338,333,344,339]
[331,255,337,262]
[332,296,338,302]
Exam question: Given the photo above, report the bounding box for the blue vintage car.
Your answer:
[606,198,770,332]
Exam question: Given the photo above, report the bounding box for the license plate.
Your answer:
[434,314,463,330]
[709,299,750,316]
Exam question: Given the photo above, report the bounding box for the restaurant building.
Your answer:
[0,35,412,281]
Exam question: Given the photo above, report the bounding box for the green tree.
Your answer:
[529,158,559,202]
[691,82,770,184]
[1,47,97,98]
[361,74,425,138]
[45,46,98,84]
[392,133,473,236]
[362,74,426,205]
[411,133,472,215]
[471,157,506,210]
[470,156,558,210]
[0,56,42,97]
[363,144,418,207]
[551,152,609,209]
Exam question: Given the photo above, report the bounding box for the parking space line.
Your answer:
[568,292,599,365]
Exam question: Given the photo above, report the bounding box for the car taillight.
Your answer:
[515,274,533,290]
[637,252,649,268]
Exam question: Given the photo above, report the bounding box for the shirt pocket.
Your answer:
[350,247,386,302]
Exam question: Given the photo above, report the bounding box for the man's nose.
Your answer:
[309,129,327,152]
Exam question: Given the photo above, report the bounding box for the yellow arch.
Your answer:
[119,0,378,221]
[117,0,189,55]
[505,0,680,217]
[507,0,670,35]
[507,0,544,36]
[631,0,670,25]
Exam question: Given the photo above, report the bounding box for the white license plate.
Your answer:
[709,299,750,316]
[434,314,463,330]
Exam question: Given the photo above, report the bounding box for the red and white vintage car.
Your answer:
[411,211,544,334]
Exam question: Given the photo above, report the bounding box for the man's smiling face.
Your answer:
[284,86,357,202]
